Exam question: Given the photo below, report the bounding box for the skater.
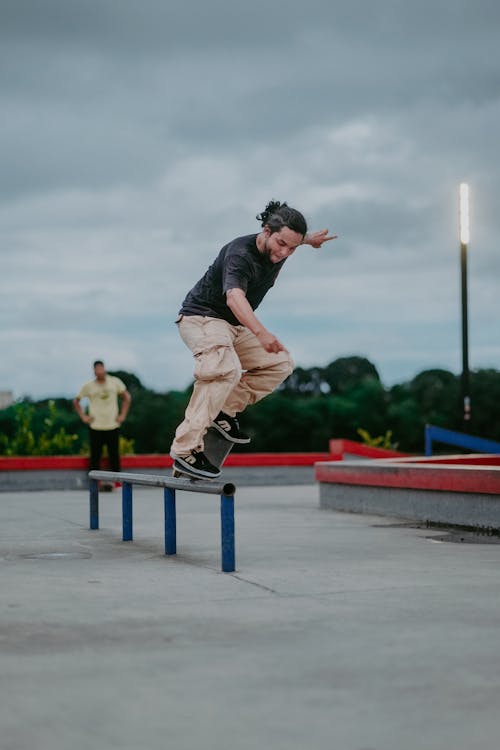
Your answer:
[170,200,336,478]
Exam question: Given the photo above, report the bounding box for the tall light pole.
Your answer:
[459,182,471,427]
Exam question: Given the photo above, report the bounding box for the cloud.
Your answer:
[1,0,499,400]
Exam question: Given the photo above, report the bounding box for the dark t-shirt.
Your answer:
[180,234,286,326]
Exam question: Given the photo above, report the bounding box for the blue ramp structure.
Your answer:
[424,424,500,457]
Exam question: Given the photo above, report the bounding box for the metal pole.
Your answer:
[459,183,471,429]
[89,478,99,529]
[122,482,133,541]
[164,488,177,555]
[460,240,471,428]
[220,493,235,573]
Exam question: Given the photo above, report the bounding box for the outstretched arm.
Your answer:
[302,229,338,248]
[226,288,287,354]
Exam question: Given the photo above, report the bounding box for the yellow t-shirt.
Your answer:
[77,376,126,431]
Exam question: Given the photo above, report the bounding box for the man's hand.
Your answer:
[226,287,287,353]
[256,330,287,354]
[303,229,338,248]
[73,397,94,425]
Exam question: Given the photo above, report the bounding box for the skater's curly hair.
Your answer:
[256,201,307,237]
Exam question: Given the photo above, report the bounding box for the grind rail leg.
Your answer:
[164,487,177,555]
[122,482,133,541]
[220,493,235,573]
[90,478,99,530]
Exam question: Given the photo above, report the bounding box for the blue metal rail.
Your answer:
[88,470,236,573]
[424,424,500,457]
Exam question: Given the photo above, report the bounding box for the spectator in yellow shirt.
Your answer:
[73,360,131,475]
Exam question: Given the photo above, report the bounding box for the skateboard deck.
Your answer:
[172,426,233,480]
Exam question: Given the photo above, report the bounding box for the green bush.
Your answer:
[2,362,500,456]
[0,400,79,456]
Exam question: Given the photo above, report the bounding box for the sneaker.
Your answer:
[98,481,114,492]
[212,412,251,444]
[170,449,221,479]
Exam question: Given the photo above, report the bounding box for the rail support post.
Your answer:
[89,478,99,530]
[221,492,235,573]
[88,470,237,572]
[122,482,133,541]
[164,487,177,555]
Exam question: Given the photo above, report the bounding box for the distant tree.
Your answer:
[280,366,327,396]
[121,389,189,453]
[348,379,388,437]
[240,393,338,451]
[408,369,461,429]
[0,404,17,445]
[3,365,500,455]
[281,356,380,397]
[0,400,81,456]
[108,370,145,394]
[323,356,380,395]
[327,395,360,441]
[469,369,500,442]
[387,384,423,451]
[240,383,388,451]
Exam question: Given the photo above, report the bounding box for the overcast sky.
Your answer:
[1,0,499,400]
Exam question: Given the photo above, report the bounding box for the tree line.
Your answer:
[1,356,500,456]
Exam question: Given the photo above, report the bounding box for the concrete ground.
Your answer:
[1,482,500,750]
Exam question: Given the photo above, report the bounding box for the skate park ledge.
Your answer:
[315,453,500,531]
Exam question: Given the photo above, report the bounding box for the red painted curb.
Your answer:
[329,439,408,459]
[0,452,338,472]
[0,438,410,471]
[315,460,500,495]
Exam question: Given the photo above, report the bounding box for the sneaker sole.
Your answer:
[211,422,251,444]
[172,458,221,479]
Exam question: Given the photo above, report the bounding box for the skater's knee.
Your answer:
[194,344,241,385]
[273,351,294,378]
[283,351,294,376]
[259,351,294,388]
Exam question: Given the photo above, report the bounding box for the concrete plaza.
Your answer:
[1,481,500,750]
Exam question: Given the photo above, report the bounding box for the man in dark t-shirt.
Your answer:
[170,200,336,479]
[181,233,284,325]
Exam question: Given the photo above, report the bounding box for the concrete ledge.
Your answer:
[316,455,500,530]
[316,458,500,494]
[319,483,500,529]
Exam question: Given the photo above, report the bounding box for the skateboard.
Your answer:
[172,426,233,480]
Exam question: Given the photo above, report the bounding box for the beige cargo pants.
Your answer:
[171,315,294,455]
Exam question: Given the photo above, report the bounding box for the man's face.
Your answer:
[263,226,304,264]
[94,364,106,381]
